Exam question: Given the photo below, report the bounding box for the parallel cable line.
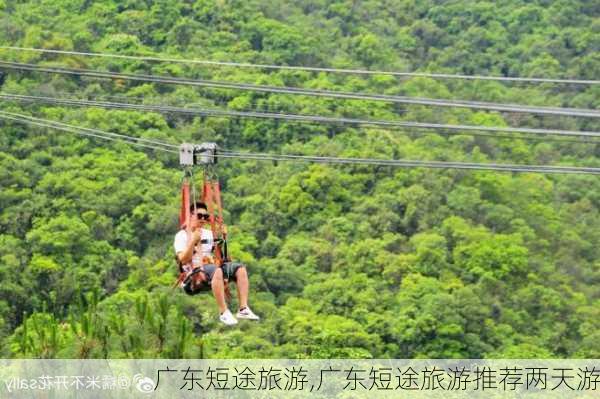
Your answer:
[217,150,600,175]
[0,111,178,153]
[2,110,599,175]
[2,93,599,144]
[1,46,597,85]
[1,61,599,118]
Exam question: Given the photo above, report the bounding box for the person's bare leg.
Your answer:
[211,268,227,314]
[235,266,249,310]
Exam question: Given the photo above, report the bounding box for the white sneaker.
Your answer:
[219,309,238,326]
[236,307,260,320]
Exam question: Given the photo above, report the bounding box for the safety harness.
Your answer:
[174,145,231,296]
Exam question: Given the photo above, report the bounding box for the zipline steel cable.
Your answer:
[0,110,178,153]
[1,46,598,85]
[1,61,599,118]
[2,93,600,144]
[217,150,600,175]
[2,110,600,175]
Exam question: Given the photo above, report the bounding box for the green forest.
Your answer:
[0,0,599,359]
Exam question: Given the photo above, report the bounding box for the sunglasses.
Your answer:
[196,213,210,220]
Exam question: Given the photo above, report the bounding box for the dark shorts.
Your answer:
[183,262,245,295]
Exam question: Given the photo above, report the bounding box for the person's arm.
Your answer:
[176,230,201,264]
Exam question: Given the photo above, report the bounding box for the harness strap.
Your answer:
[179,179,191,230]
[203,174,226,266]
[213,179,230,262]
[173,271,188,289]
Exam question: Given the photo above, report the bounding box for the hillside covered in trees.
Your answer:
[0,0,599,358]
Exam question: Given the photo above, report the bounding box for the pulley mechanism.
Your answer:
[179,142,218,166]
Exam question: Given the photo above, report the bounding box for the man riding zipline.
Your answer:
[174,201,260,325]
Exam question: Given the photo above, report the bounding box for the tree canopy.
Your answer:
[0,0,598,359]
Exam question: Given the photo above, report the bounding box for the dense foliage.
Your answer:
[0,0,599,358]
